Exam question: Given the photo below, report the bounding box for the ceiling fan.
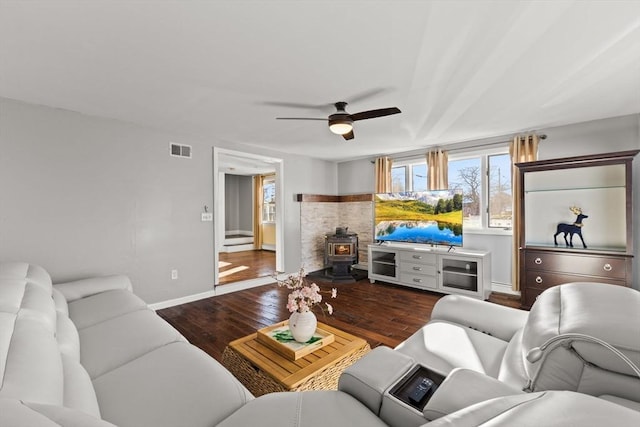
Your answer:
[276,101,401,140]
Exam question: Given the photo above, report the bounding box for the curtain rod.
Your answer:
[378,134,547,163]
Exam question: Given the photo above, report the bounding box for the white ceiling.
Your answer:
[1,1,639,162]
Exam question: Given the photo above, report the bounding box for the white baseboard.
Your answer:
[220,243,255,253]
[491,282,520,296]
[261,244,276,251]
[148,289,216,311]
[148,276,277,310]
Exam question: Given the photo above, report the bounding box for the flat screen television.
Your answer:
[374,190,463,247]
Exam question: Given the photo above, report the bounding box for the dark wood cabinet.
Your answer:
[516,150,638,309]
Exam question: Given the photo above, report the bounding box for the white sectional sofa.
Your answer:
[0,262,252,427]
[2,261,639,426]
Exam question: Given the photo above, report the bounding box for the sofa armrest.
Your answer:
[339,346,415,415]
[431,295,528,342]
[423,368,523,420]
[54,275,133,302]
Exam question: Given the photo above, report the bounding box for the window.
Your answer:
[385,150,511,231]
[391,162,427,192]
[262,176,276,223]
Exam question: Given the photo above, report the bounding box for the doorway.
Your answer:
[213,147,284,289]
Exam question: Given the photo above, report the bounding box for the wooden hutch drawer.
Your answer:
[524,271,627,290]
[524,251,628,280]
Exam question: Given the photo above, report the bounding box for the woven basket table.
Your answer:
[221,322,370,397]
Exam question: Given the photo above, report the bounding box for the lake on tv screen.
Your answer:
[375,221,462,246]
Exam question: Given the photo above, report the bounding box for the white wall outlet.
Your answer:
[171,269,178,280]
[201,212,213,222]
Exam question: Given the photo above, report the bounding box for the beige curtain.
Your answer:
[252,175,264,250]
[426,150,449,190]
[374,156,393,193]
[510,134,540,291]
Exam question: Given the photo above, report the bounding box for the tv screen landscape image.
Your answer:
[374,190,463,247]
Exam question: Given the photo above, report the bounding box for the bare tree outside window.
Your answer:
[488,154,512,228]
[449,158,481,228]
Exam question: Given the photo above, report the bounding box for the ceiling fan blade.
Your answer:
[346,87,390,105]
[276,117,328,121]
[342,130,355,141]
[262,101,331,110]
[350,107,401,121]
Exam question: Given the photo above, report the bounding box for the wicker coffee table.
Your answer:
[221,321,370,396]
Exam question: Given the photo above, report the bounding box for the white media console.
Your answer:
[368,243,491,299]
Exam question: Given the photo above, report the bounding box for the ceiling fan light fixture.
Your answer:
[328,119,353,135]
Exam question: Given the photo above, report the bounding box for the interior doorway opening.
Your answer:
[213,147,284,289]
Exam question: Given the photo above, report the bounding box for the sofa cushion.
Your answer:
[79,309,186,379]
[217,391,389,427]
[54,275,133,303]
[57,314,81,361]
[52,288,69,316]
[0,398,116,427]
[0,279,57,333]
[0,262,52,292]
[0,313,63,405]
[67,288,147,330]
[522,283,640,399]
[422,391,640,427]
[395,320,509,378]
[61,354,101,418]
[93,341,253,427]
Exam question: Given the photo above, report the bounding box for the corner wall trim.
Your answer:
[296,193,374,202]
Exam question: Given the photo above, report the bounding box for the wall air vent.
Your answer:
[169,142,192,158]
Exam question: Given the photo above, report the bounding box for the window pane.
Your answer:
[488,154,512,228]
[449,158,482,229]
[411,164,427,191]
[391,166,406,192]
[262,179,276,222]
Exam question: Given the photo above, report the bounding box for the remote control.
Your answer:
[408,378,434,404]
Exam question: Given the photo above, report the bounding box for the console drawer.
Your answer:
[399,251,437,265]
[400,262,437,276]
[399,272,437,290]
[524,251,627,280]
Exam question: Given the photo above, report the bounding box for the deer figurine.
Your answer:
[553,206,588,249]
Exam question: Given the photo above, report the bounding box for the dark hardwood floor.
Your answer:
[158,277,519,364]
[218,250,276,285]
[162,248,522,363]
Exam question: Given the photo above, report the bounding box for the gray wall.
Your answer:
[224,174,253,233]
[0,98,338,303]
[337,114,640,290]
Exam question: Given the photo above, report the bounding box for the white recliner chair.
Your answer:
[396,282,640,411]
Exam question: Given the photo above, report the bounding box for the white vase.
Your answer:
[289,311,317,343]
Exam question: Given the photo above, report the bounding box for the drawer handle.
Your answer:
[413,278,422,283]
[603,263,612,272]
[413,266,422,271]
[535,276,543,284]
[534,257,542,265]
[412,255,422,259]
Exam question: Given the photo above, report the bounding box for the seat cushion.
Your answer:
[395,320,509,378]
[217,391,388,427]
[67,289,147,330]
[78,309,185,379]
[93,342,252,427]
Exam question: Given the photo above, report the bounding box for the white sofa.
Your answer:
[2,261,639,426]
[0,262,252,427]
[396,282,640,412]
